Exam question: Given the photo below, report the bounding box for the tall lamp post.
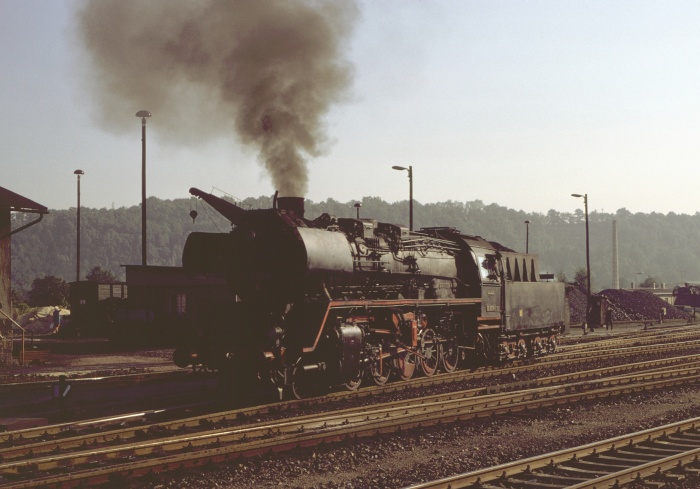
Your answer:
[524,220,531,253]
[391,165,413,231]
[572,193,591,332]
[74,170,84,281]
[136,110,151,266]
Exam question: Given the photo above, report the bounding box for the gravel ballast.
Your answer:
[132,384,700,489]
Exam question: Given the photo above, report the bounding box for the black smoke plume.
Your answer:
[76,0,358,196]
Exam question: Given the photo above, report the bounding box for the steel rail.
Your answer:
[5,347,700,446]
[404,417,700,489]
[551,333,700,359]
[0,369,188,391]
[3,363,700,488]
[556,327,700,354]
[7,354,698,463]
[372,335,700,391]
[0,321,691,394]
[0,354,700,468]
[0,328,692,438]
[368,337,700,397]
[569,324,700,346]
[558,323,700,346]
[0,323,691,403]
[567,448,700,489]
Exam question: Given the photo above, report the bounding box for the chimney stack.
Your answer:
[277,196,305,219]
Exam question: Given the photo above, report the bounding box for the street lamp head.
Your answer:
[571,193,583,198]
[354,202,362,208]
[74,169,84,175]
[391,164,413,231]
[524,220,530,224]
[135,110,151,119]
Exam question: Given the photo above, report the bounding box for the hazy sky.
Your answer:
[2,1,699,216]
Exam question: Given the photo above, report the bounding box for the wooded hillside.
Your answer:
[10,195,700,295]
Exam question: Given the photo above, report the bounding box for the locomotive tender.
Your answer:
[175,188,567,398]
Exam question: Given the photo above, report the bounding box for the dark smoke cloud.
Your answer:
[76,0,358,196]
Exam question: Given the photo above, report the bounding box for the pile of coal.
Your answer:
[565,285,588,324]
[600,289,689,322]
[565,286,692,324]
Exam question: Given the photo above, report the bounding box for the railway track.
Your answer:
[0,369,211,423]
[3,354,700,488]
[554,325,700,356]
[568,323,700,341]
[362,336,700,401]
[406,416,700,489]
[558,322,698,344]
[2,327,699,430]
[5,352,700,447]
[0,369,188,390]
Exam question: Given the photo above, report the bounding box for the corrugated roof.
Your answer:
[0,186,49,213]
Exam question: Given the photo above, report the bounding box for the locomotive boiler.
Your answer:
[175,188,567,398]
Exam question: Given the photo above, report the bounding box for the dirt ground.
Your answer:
[1,346,177,382]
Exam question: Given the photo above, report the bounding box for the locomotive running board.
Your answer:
[302,298,481,353]
[326,298,481,309]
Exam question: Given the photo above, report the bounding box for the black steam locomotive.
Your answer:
[175,189,567,398]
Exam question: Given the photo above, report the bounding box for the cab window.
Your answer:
[478,254,499,282]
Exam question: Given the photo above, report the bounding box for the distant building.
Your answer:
[69,281,128,337]
[69,265,234,342]
[647,288,675,305]
[673,284,700,313]
[114,265,233,343]
[631,286,675,306]
[0,186,49,364]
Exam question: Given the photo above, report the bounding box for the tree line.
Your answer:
[10,195,700,304]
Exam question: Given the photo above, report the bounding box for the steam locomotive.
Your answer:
[174,189,567,398]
